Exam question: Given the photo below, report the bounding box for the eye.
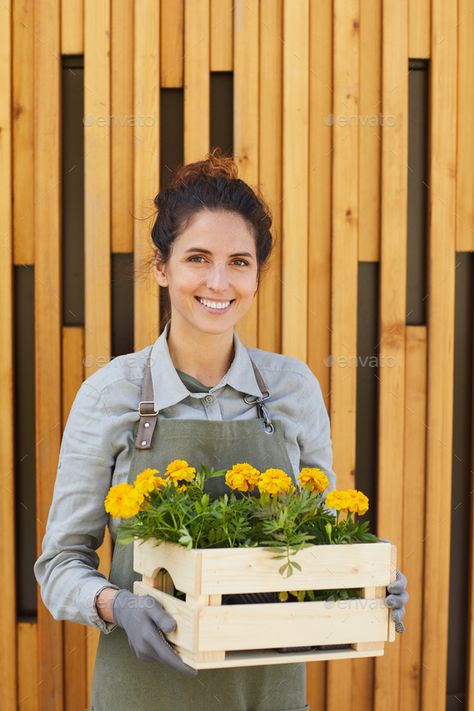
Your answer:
[232,258,250,267]
[187,255,207,263]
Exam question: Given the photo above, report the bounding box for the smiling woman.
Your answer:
[149,149,274,385]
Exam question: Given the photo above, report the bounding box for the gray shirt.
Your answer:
[34,321,336,634]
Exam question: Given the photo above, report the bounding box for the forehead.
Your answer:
[175,209,256,252]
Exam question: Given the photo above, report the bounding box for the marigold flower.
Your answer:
[325,488,369,515]
[325,489,349,512]
[258,468,294,496]
[225,463,260,492]
[134,468,165,495]
[104,482,144,519]
[345,488,369,515]
[165,459,196,483]
[298,467,329,494]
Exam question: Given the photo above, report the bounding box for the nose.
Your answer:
[205,263,230,291]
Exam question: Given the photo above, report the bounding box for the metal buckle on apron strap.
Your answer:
[135,400,158,449]
[244,393,275,434]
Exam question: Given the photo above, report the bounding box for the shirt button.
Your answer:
[205,394,215,404]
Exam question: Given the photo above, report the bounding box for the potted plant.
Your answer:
[104,461,396,669]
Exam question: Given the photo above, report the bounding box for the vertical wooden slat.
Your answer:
[184,0,210,161]
[17,623,38,711]
[61,0,84,55]
[326,1,359,705]
[409,0,430,59]
[211,0,233,71]
[374,1,409,710]
[234,0,260,347]
[399,327,427,710]
[13,0,34,265]
[468,281,474,710]
[0,2,17,709]
[307,0,332,402]
[281,0,309,360]
[421,0,457,707]
[134,0,160,350]
[111,0,134,253]
[84,0,112,693]
[34,1,64,708]
[257,0,282,355]
[358,0,382,263]
[161,0,184,88]
[455,0,474,251]
[62,328,88,711]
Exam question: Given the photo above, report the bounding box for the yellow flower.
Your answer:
[104,483,144,519]
[225,463,261,492]
[325,489,350,512]
[134,468,165,495]
[345,489,369,515]
[325,488,369,515]
[165,459,196,483]
[258,468,294,496]
[297,467,329,494]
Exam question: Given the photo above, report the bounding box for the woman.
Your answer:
[34,150,408,711]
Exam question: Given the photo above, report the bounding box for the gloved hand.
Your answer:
[385,569,409,633]
[112,589,197,676]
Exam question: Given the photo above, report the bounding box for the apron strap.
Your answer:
[134,349,272,449]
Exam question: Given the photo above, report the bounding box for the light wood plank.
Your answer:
[62,328,88,711]
[0,3,17,709]
[308,0,332,403]
[61,0,84,54]
[281,0,309,360]
[421,0,457,707]
[111,0,134,253]
[184,0,210,162]
[257,0,283,354]
[409,0,430,59]
[326,1,360,706]
[399,327,427,710]
[161,0,184,88]
[374,1,409,709]
[211,0,233,71]
[358,0,382,262]
[18,623,38,711]
[455,0,474,251]
[234,0,260,347]
[83,0,113,694]
[134,0,160,349]
[13,0,34,265]
[34,1,64,708]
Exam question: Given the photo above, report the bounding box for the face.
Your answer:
[153,209,259,337]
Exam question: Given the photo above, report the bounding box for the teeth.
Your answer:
[198,297,231,310]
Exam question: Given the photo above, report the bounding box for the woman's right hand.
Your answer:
[111,589,197,676]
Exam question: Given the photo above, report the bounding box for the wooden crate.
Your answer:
[132,539,397,669]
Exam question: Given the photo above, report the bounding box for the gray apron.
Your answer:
[90,350,309,711]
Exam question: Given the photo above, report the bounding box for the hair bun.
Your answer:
[169,147,238,189]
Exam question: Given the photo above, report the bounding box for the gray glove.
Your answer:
[385,569,409,633]
[112,589,197,676]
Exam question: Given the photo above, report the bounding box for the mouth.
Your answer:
[194,296,235,314]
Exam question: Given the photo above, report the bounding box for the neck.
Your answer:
[166,317,235,387]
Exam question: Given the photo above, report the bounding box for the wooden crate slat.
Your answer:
[210,0,233,71]
[161,0,184,88]
[61,0,84,54]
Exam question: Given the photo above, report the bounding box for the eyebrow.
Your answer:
[184,247,254,258]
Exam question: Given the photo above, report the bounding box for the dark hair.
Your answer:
[150,148,274,275]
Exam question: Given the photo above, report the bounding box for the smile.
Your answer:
[195,296,235,313]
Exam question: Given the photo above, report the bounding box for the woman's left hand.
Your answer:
[385,569,409,633]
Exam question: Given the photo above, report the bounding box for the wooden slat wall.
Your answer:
[1,1,471,709]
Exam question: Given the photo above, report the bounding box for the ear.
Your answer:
[153,260,168,288]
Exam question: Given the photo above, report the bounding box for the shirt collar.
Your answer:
[149,321,263,412]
